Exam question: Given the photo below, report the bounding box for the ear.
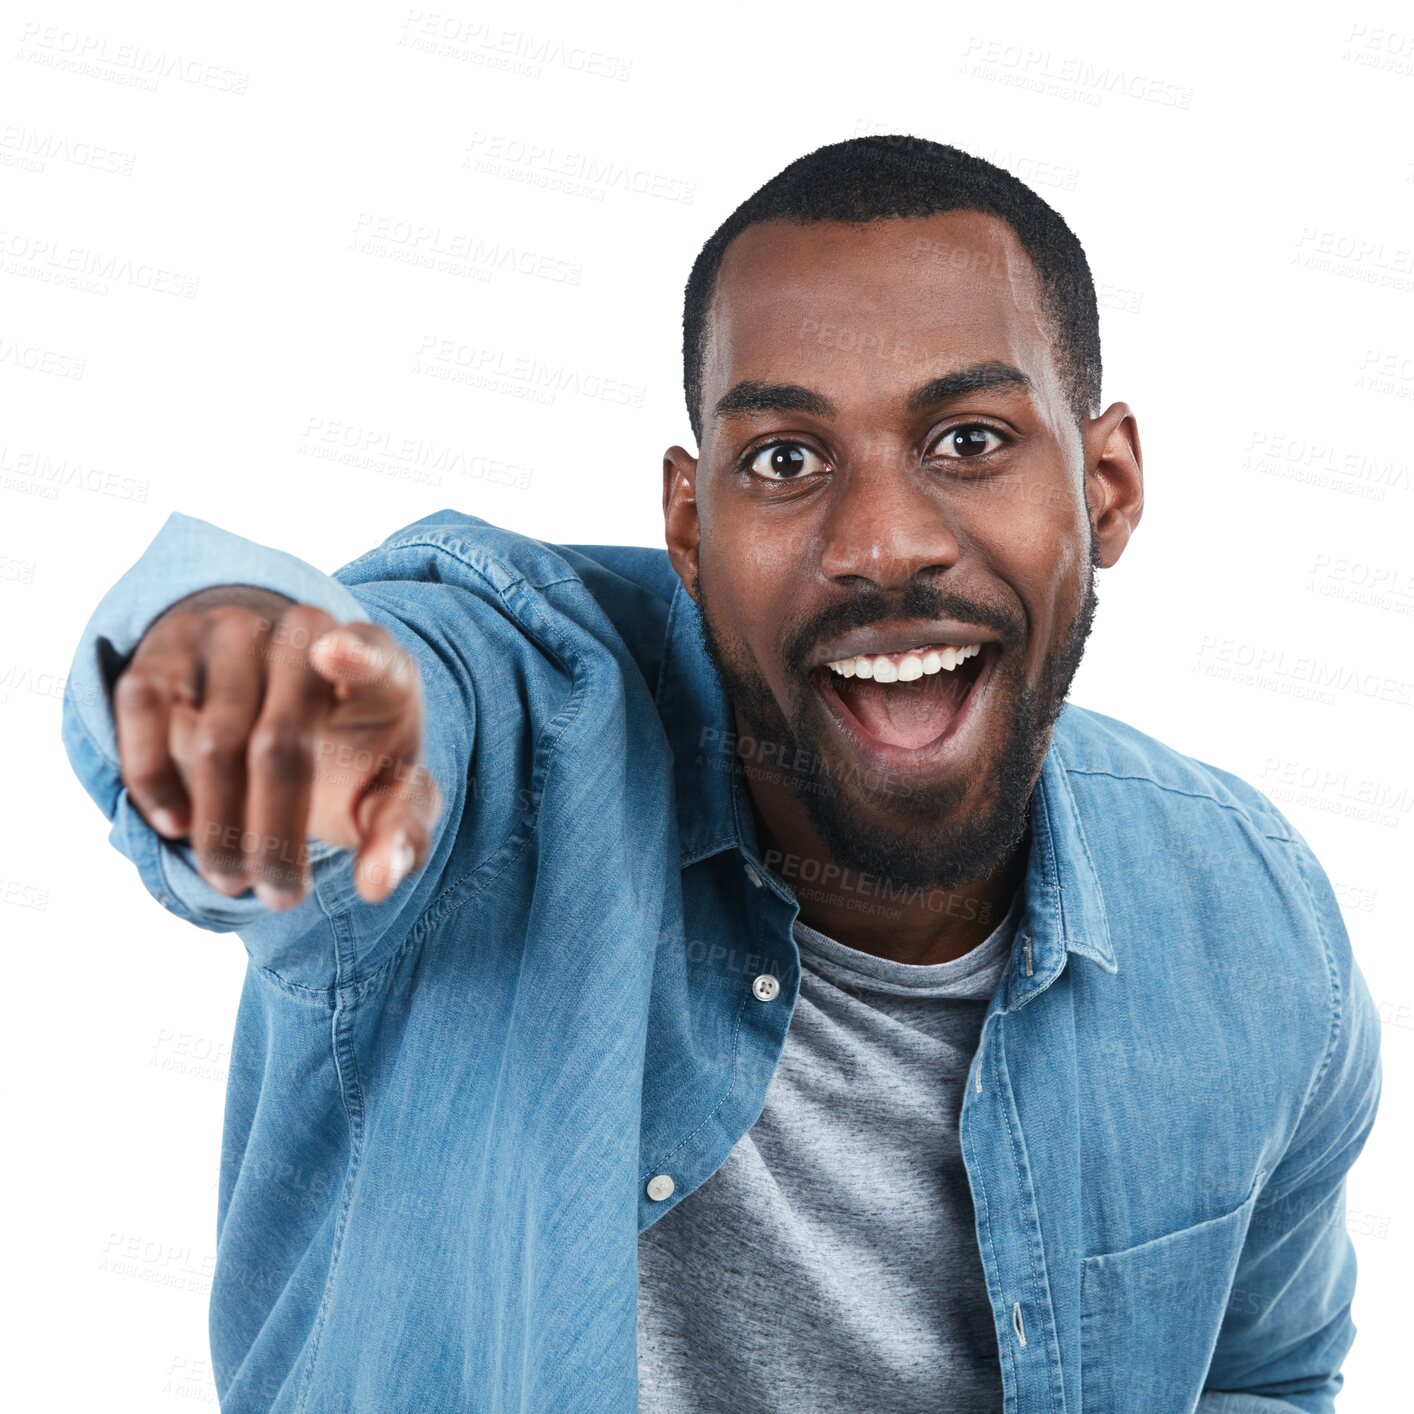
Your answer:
[1082,402,1144,569]
[662,444,702,602]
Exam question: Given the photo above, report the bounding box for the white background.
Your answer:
[6,1,1411,1407]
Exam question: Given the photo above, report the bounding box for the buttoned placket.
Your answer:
[962,967,1067,1412]
[641,850,799,1223]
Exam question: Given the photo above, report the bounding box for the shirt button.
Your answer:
[743,862,763,887]
[646,1174,675,1202]
[752,973,780,1002]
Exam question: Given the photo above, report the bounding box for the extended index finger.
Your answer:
[243,605,339,908]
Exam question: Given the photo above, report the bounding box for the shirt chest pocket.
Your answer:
[1078,1173,1264,1414]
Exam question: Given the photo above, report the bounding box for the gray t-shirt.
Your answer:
[637,893,1018,1413]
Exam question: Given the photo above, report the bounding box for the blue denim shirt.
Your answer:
[61,509,1382,1414]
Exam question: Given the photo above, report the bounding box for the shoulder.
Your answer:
[1051,700,1294,844]
[1053,703,1372,1103]
[1051,702,1344,1007]
[338,507,673,600]
[335,506,679,694]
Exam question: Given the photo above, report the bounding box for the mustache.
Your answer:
[785,581,1016,673]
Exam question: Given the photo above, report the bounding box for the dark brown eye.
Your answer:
[747,443,827,480]
[935,426,1006,459]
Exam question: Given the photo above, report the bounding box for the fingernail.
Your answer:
[151,807,183,837]
[386,831,414,891]
[254,881,301,911]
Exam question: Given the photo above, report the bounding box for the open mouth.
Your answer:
[808,641,998,766]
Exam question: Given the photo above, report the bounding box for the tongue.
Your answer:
[834,668,971,750]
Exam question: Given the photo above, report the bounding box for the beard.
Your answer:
[693,533,1101,894]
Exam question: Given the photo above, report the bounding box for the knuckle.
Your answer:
[156,609,205,636]
[113,671,165,714]
[205,604,271,645]
[206,681,256,714]
[190,725,242,769]
[205,602,262,627]
[123,764,174,803]
[249,725,313,778]
[270,604,336,651]
[285,603,336,629]
[194,819,241,861]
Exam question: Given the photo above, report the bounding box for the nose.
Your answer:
[817,453,961,591]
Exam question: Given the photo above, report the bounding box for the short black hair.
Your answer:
[681,134,1102,447]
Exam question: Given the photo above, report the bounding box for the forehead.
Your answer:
[705,210,1064,411]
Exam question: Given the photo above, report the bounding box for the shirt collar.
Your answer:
[653,579,1117,992]
[654,577,746,869]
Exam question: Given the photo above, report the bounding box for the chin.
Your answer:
[793,751,1031,895]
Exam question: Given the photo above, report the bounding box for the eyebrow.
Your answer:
[712,360,1034,421]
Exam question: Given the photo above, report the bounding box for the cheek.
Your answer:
[979,468,1085,559]
[967,480,1087,667]
[735,516,800,587]
[1027,538,1091,672]
[704,508,796,622]
[699,533,782,667]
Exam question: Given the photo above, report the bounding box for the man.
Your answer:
[62,136,1380,1412]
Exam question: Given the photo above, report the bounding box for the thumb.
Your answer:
[351,761,442,904]
[308,622,415,712]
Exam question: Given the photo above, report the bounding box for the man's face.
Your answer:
[664,210,1140,894]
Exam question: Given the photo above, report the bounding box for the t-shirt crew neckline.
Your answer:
[790,887,1022,1001]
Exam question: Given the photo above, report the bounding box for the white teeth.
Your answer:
[826,642,983,680]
